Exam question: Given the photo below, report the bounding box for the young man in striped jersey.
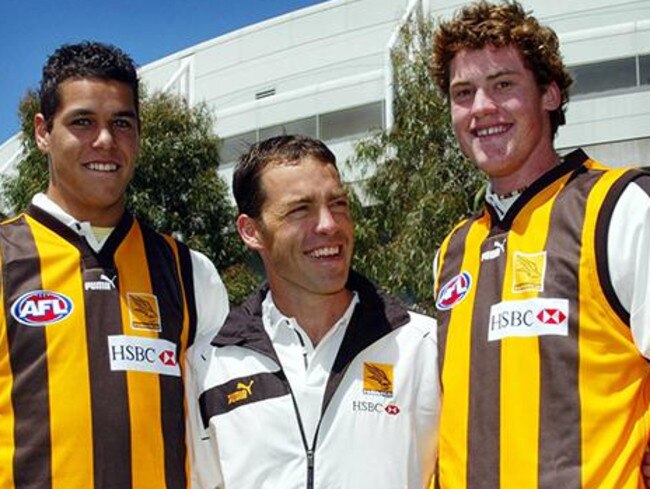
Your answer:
[186,135,440,488]
[431,1,650,487]
[0,42,228,489]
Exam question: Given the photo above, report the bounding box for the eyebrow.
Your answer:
[65,108,137,119]
[450,69,521,88]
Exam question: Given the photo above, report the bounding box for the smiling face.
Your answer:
[237,157,354,307]
[35,77,139,226]
[449,45,560,194]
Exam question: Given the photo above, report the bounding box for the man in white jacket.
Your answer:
[187,135,440,489]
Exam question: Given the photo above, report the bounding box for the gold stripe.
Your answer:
[0,247,16,488]
[498,176,563,488]
[438,215,490,489]
[115,221,166,489]
[29,218,95,488]
[578,166,649,488]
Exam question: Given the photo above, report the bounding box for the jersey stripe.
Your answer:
[30,217,95,489]
[535,168,601,488]
[436,214,489,489]
[0,245,14,489]
[142,226,188,489]
[115,221,165,489]
[466,219,503,489]
[1,216,52,489]
[85,226,133,489]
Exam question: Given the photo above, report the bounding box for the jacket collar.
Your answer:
[213,270,410,363]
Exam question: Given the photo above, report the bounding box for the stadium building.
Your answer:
[1,0,649,193]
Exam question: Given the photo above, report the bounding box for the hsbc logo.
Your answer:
[488,298,569,341]
[352,401,401,416]
[108,336,180,377]
[436,272,472,311]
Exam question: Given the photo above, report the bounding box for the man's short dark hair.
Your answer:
[233,135,338,218]
[39,41,140,130]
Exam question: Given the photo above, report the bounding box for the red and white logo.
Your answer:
[385,405,400,416]
[537,308,566,325]
[159,350,177,366]
[11,290,74,326]
[436,272,472,311]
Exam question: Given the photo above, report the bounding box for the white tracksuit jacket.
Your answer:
[186,272,440,489]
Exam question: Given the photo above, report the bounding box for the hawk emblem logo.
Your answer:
[127,293,161,332]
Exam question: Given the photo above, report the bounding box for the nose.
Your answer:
[92,125,115,149]
[471,89,497,117]
[315,206,339,235]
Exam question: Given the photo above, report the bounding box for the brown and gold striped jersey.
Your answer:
[434,150,650,489]
[0,205,197,489]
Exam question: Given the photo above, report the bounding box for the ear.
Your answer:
[542,81,561,112]
[34,113,50,153]
[236,214,265,251]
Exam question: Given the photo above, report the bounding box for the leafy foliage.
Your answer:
[349,16,485,313]
[1,90,48,213]
[132,92,244,271]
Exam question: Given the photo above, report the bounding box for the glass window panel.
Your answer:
[569,57,637,96]
[220,131,257,163]
[640,54,650,86]
[258,116,317,140]
[320,102,384,142]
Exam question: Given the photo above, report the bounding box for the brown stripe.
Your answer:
[82,238,133,488]
[199,371,290,424]
[1,216,52,489]
[466,224,506,489]
[595,169,650,326]
[142,226,187,489]
[176,241,197,348]
[537,168,604,488]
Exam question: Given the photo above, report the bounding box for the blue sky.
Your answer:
[0,0,328,143]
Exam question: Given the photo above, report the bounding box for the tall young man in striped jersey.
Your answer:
[431,1,650,487]
[0,42,228,489]
[186,135,440,488]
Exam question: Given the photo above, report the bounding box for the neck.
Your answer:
[45,190,124,227]
[491,149,560,195]
[271,288,353,346]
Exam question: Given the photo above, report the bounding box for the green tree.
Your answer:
[1,89,259,300]
[349,15,485,313]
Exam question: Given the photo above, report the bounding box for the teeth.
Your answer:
[308,246,339,258]
[476,126,508,137]
[86,162,118,172]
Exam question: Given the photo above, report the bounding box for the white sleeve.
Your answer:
[607,181,650,358]
[185,349,224,489]
[189,249,229,350]
[410,313,440,487]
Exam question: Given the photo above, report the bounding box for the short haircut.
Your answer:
[431,0,573,137]
[233,135,338,218]
[38,41,140,130]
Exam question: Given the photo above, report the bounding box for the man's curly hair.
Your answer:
[432,0,572,137]
[39,41,140,130]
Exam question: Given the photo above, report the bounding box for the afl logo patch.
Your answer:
[436,272,472,311]
[11,290,74,326]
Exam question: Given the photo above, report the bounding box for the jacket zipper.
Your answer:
[284,377,320,489]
